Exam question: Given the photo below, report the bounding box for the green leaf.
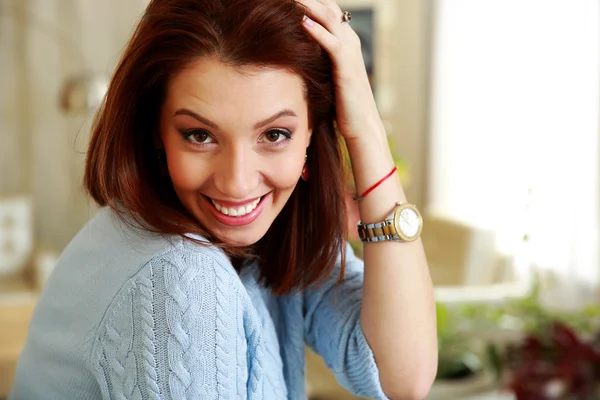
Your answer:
[436,302,451,337]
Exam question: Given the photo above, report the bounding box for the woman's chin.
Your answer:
[210,227,266,247]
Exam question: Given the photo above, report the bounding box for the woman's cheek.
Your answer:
[168,154,209,192]
[268,154,304,187]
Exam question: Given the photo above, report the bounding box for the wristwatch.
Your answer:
[357,202,423,243]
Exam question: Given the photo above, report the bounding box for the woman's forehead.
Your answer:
[164,58,309,124]
[168,58,305,102]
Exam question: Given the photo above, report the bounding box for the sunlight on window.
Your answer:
[429,0,599,284]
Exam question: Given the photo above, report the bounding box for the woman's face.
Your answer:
[160,57,312,246]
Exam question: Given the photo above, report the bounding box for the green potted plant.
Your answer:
[433,277,600,399]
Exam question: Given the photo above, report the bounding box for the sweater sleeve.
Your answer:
[90,248,263,400]
[303,243,389,399]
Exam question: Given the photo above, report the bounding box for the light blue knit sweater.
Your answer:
[10,208,388,399]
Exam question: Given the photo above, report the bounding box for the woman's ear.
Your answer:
[306,128,313,148]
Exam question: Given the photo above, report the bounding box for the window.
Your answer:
[429,0,599,301]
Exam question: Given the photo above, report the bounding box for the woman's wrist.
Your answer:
[345,127,396,192]
[345,129,407,223]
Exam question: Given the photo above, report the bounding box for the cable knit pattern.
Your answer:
[215,263,232,398]
[163,255,203,399]
[241,269,286,398]
[102,282,137,400]
[244,313,264,398]
[137,272,161,400]
[236,298,249,399]
[9,208,388,400]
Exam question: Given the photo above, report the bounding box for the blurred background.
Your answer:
[0,0,598,399]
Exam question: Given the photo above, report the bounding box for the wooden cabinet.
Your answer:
[0,277,37,398]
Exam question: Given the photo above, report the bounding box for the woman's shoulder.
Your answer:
[18,210,254,400]
[60,207,233,276]
[37,207,243,347]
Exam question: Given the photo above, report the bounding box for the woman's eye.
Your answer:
[263,129,292,144]
[183,129,213,145]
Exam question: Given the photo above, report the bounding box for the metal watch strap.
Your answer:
[357,220,397,243]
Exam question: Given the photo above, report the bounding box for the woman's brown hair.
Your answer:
[84,0,347,295]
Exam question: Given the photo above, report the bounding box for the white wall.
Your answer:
[0,0,148,250]
[386,0,431,210]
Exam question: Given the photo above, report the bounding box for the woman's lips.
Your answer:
[204,192,271,227]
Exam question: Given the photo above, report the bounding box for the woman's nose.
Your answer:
[213,146,259,200]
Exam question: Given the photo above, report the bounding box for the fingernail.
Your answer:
[303,15,314,27]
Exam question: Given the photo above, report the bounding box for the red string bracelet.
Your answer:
[353,165,398,201]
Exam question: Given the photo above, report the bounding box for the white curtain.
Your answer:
[429,0,599,304]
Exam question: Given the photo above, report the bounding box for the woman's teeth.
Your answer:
[211,197,261,217]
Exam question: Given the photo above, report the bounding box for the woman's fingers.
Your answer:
[298,0,363,65]
[298,0,379,142]
[296,0,347,36]
[314,0,343,15]
[302,15,342,55]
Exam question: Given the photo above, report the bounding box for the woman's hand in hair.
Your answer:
[298,0,387,145]
[300,4,438,400]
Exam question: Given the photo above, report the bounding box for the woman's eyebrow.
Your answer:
[173,108,297,130]
[253,109,297,129]
[174,109,219,128]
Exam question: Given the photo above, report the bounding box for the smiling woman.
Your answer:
[160,60,312,246]
[83,0,347,294]
[9,0,437,399]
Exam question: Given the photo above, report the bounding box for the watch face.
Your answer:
[393,204,423,241]
[400,209,420,237]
